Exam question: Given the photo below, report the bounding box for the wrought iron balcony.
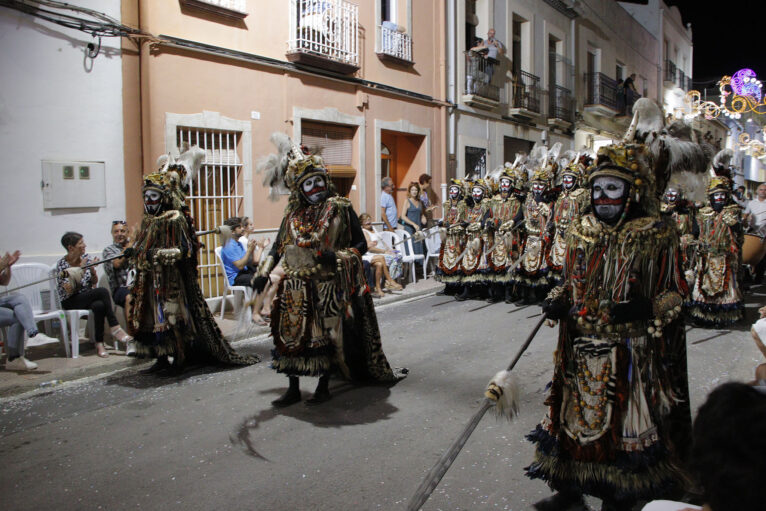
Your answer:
[664,59,677,85]
[377,22,412,64]
[548,85,573,126]
[584,72,619,117]
[509,70,541,119]
[287,0,359,74]
[463,51,500,109]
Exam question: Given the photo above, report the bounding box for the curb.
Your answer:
[1,283,440,400]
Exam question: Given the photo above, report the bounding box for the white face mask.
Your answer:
[449,186,461,200]
[562,174,576,190]
[499,178,512,193]
[472,186,484,201]
[664,189,679,203]
[592,176,628,223]
[143,189,162,215]
[301,175,328,204]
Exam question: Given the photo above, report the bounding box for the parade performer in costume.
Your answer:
[548,152,590,285]
[685,150,744,327]
[126,146,258,372]
[456,179,492,301]
[526,143,692,511]
[485,159,525,302]
[660,183,698,278]
[510,143,561,304]
[255,133,403,406]
[435,179,467,296]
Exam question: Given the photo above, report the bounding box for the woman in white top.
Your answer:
[359,213,403,298]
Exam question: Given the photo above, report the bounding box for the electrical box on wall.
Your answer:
[41,160,106,209]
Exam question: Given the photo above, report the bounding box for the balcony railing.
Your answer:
[464,51,500,102]
[585,72,619,111]
[665,59,677,84]
[511,70,541,113]
[287,0,359,73]
[548,85,573,122]
[620,88,642,115]
[377,22,412,63]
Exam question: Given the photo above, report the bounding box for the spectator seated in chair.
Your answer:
[102,220,137,355]
[56,232,132,358]
[219,216,269,322]
[359,213,403,298]
[0,250,59,371]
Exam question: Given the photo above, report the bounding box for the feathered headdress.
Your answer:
[256,132,328,202]
[707,148,736,194]
[144,144,206,210]
[622,98,711,198]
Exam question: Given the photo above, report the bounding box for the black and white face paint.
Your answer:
[710,191,728,212]
[499,177,512,195]
[664,189,679,204]
[531,182,546,203]
[562,174,576,191]
[143,189,162,215]
[592,176,628,224]
[449,185,461,200]
[301,174,328,204]
[472,186,484,202]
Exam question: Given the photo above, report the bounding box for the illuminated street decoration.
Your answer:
[739,133,766,159]
[686,68,766,120]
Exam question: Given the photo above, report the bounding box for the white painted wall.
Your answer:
[0,1,124,265]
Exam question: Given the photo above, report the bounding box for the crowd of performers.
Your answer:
[436,145,748,329]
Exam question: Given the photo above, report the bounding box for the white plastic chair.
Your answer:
[424,230,442,278]
[396,229,425,283]
[214,246,252,319]
[3,263,72,357]
[48,265,96,359]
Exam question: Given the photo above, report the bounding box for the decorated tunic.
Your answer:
[511,194,554,290]
[660,202,697,273]
[527,213,691,501]
[548,187,588,280]
[460,199,492,282]
[685,204,743,327]
[128,209,256,366]
[268,196,398,381]
[435,199,466,284]
[487,194,523,281]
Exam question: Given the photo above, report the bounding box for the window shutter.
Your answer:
[301,122,353,166]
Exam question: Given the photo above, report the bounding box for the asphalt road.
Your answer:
[1,288,763,511]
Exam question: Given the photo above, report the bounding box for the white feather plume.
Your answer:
[547,142,562,167]
[157,153,172,173]
[175,145,206,187]
[256,132,294,201]
[485,370,520,420]
[712,148,734,171]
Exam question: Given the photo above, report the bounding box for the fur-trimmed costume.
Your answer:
[527,144,692,505]
[435,193,466,285]
[256,134,402,388]
[128,148,257,367]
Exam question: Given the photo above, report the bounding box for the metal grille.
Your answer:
[177,128,243,299]
[549,85,573,122]
[585,72,618,110]
[464,51,500,101]
[512,70,541,113]
[379,23,412,62]
[288,0,359,67]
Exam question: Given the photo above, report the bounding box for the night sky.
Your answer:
[664,1,762,87]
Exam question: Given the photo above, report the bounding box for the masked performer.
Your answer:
[660,184,698,279]
[127,147,258,373]
[528,143,691,511]
[510,144,561,304]
[486,160,525,303]
[435,179,467,296]
[685,165,744,328]
[456,179,493,301]
[255,134,403,406]
[548,153,590,285]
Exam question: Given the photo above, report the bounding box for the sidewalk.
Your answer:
[0,277,441,399]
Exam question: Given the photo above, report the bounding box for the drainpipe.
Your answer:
[657,7,664,103]
[570,15,576,144]
[447,0,456,179]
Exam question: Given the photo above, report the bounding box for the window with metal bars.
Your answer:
[176,127,244,299]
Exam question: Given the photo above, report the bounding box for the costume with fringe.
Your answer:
[510,192,555,293]
[128,148,257,366]
[548,187,588,282]
[686,203,744,327]
[435,193,466,284]
[460,190,492,284]
[258,134,400,382]
[526,143,692,503]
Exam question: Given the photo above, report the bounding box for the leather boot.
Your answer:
[306,375,331,405]
[272,376,301,407]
